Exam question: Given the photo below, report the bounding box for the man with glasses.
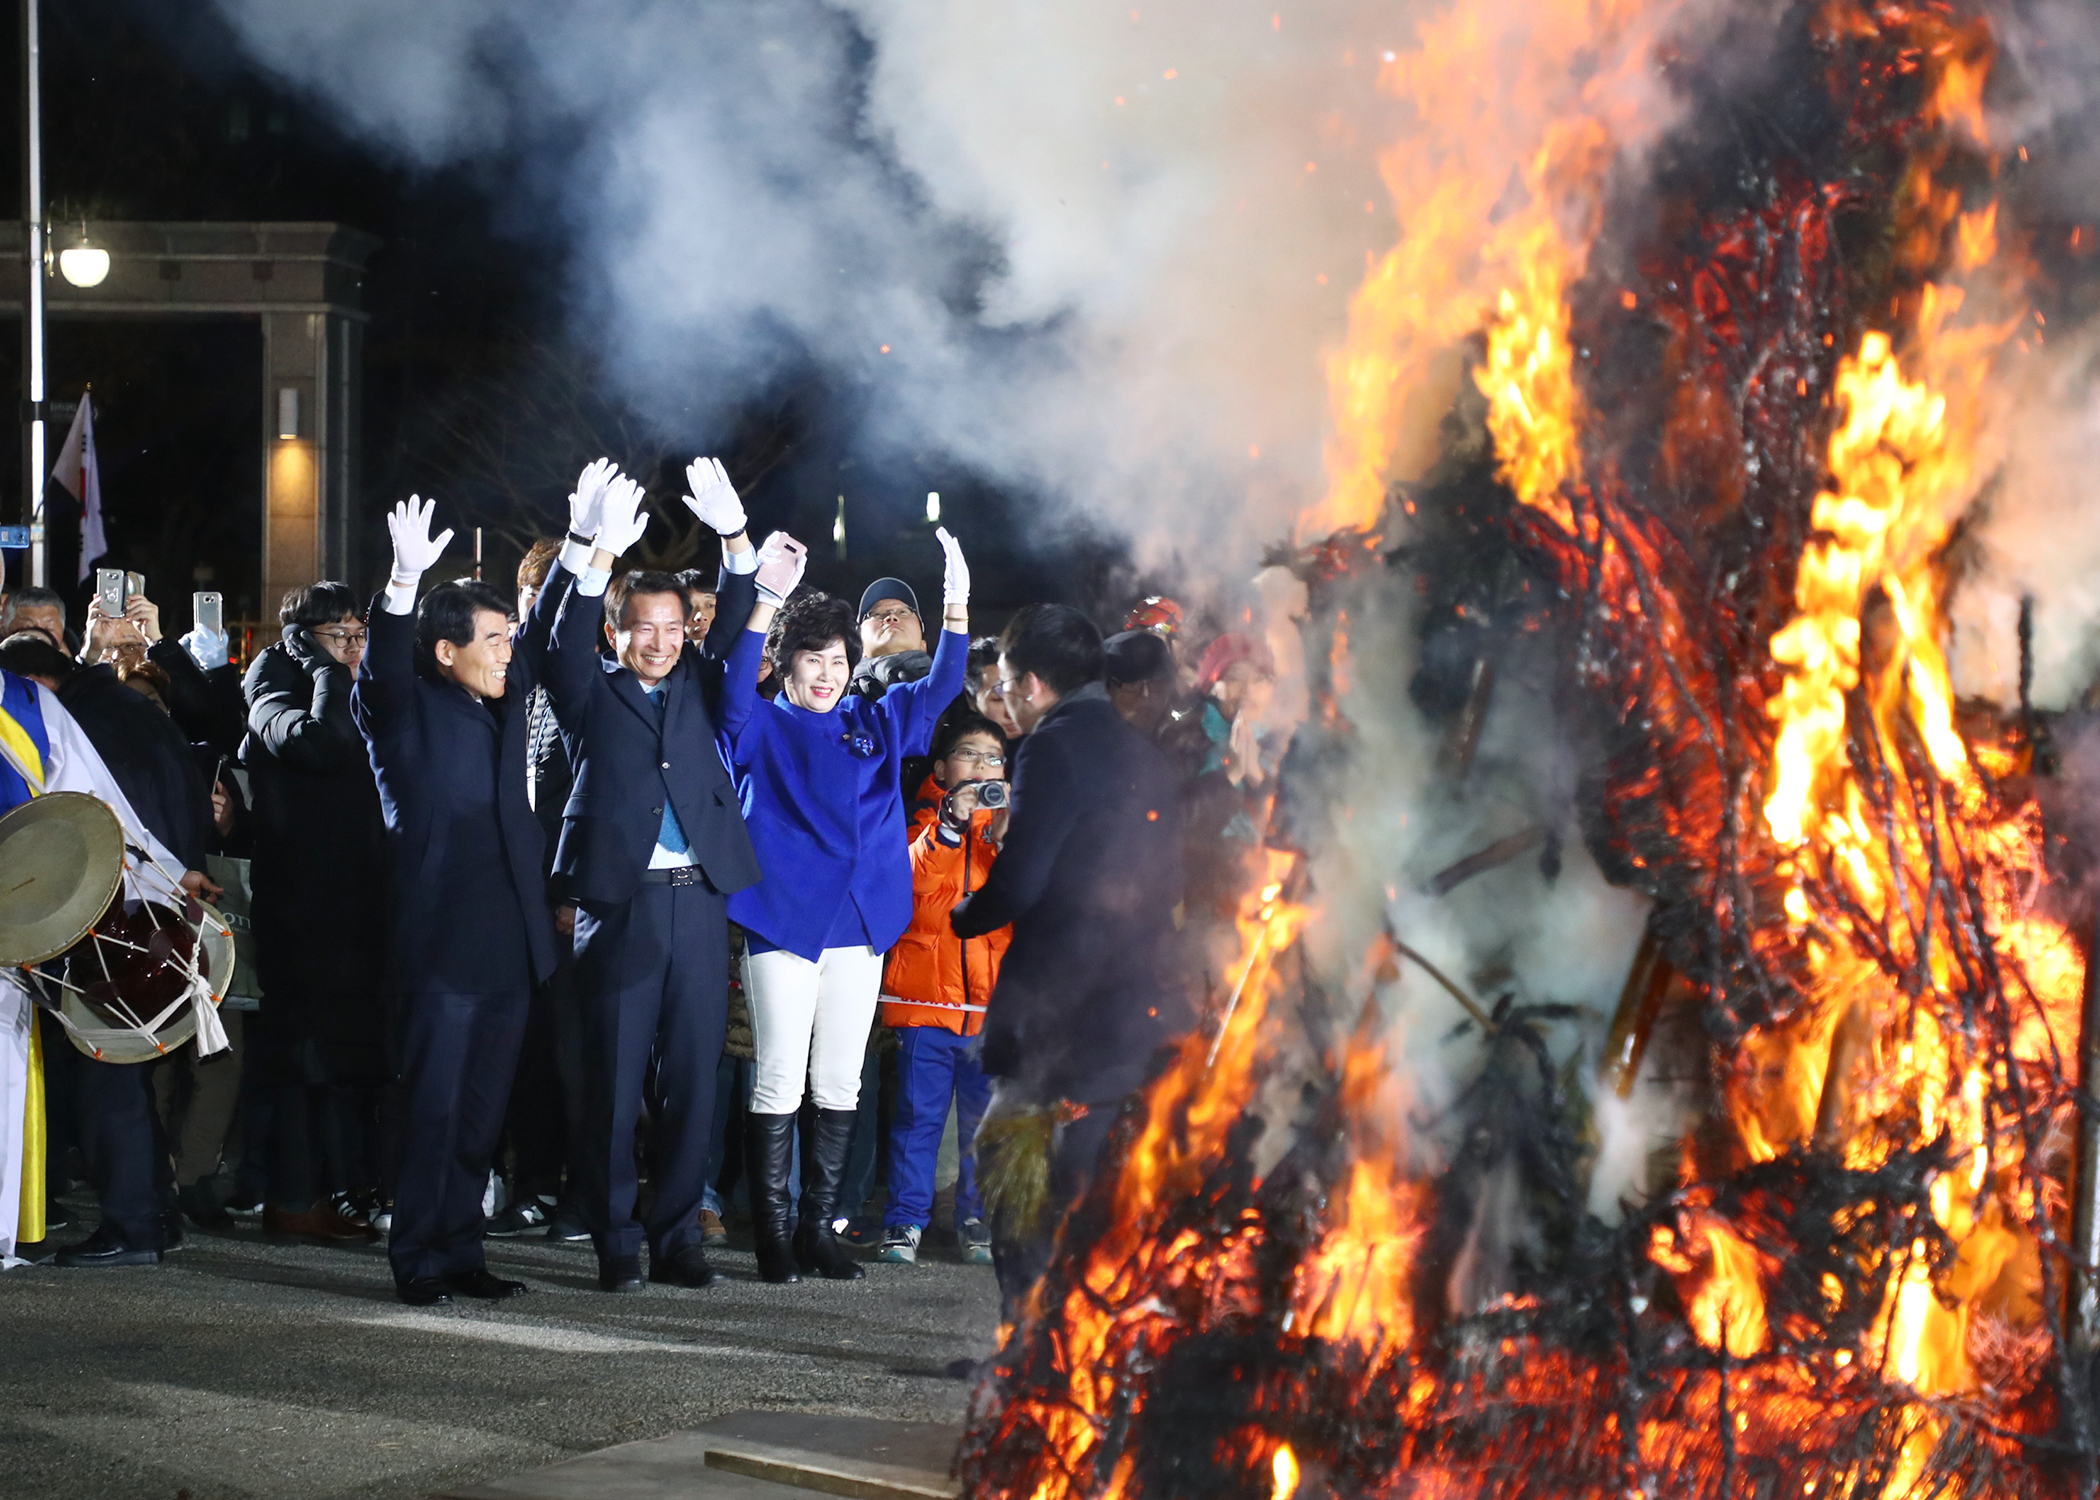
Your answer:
[849,578,932,703]
[240,582,393,1244]
[839,574,940,1243]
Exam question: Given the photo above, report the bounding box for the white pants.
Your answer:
[743,944,885,1114]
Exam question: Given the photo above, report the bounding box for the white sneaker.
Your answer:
[878,1224,922,1264]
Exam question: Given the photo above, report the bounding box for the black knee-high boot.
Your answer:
[794,1107,867,1281]
[745,1111,801,1284]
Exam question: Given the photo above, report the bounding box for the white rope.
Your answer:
[22,843,231,1060]
[878,994,988,1015]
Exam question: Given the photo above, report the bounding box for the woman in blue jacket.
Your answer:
[720,528,970,1281]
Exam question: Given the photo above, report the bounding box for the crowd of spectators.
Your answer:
[0,463,1287,1317]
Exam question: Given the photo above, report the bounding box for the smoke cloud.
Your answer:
[214,0,1408,571]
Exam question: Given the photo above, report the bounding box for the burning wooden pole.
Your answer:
[1601,913,1674,1099]
[2073,913,2100,1357]
[1427,823,1546,897]
[1439,656,1496,781]
[1812,1001,1873,1151]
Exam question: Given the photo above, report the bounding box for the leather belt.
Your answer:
[639,866,705,887]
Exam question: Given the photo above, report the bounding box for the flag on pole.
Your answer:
[51,393,102,584]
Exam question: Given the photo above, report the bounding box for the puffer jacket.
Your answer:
[881,772,1009,1035]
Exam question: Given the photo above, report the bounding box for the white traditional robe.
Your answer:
[1,683,180,1267]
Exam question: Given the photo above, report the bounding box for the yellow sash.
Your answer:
[0,696,46,795]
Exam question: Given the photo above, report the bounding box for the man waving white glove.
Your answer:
[681,457,747,539]
[572,473,653,600]
[384,496,455,615]
[561,458,621,575]
[597,474,652,558]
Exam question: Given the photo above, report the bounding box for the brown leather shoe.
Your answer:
[264,1201,380,1243]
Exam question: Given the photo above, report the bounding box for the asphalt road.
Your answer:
[0,1213,1000,1500]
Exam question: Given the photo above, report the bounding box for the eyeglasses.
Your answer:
[948,748,1004,768]
[995,677,1021,698]
[313,628,369,649]
[866,607,916,627]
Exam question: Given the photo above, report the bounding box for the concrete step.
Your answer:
[437,1409,964,1500]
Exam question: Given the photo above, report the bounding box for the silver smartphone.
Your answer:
[126,571,145,602]
[96,567,126,619]
[194,591,223,636]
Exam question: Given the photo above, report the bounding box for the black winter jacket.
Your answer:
[951,683,1191,1101]
[241,631,391,1060]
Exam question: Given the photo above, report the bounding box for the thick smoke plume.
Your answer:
[215,0,1409,569]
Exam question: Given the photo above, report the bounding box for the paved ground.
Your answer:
[0,1209,1001,1500]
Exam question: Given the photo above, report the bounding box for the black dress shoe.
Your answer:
[396,1276,454,1306]
[598,1255,645,1293]
[53,1227,161,1268]
[447,1267,528,1299]
[649,1246,717,1288]
[177,1182,234,1230]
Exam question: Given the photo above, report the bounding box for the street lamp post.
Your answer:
[20,0,45,587]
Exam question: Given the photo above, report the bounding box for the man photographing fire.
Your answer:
[949,603,1191,1316]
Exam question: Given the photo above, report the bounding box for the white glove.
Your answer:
[386,495,455,586]
[568,457,620,540]
[936,526,969,610]
[180,627,230,671]
[681,457,747,538]
[754,531,809,608]
[597,474,651,557]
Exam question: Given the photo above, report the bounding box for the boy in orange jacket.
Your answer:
[877,714,1010,1264]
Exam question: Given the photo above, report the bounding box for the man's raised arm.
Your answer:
[541,459,626,718]
[354,494,453,741]
[681,456,760,661]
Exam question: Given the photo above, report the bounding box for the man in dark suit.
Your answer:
[540,458,762,1292]
[353,495,563,1307]
[950,603,1192,1316]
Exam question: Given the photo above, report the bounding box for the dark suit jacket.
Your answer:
[352,579,564,993]
[58,662,212,872]
[951,683,1190,1102]
[541,561,761,908]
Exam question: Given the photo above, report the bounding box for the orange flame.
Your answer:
[1308,0,1664,538]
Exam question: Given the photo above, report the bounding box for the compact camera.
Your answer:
[975,780,1010,810]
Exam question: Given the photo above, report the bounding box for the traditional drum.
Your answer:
[0,791,233,1062]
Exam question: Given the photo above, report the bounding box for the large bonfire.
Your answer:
[960,0,2099,1497]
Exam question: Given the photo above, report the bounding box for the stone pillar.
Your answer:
[261,307,365,610]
